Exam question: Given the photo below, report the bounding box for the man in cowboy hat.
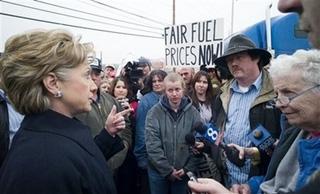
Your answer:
[211,34,281,187]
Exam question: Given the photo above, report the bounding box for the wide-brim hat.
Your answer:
[214,34,271,67]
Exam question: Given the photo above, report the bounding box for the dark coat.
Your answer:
[0,110,123,194]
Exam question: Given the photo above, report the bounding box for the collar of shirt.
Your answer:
[230,72,263,94]
[0,89,6,100]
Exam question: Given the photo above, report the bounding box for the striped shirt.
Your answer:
[224,73,262,185]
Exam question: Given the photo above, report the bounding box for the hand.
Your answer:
[169,169,178,181]
[188,178,234,194]
[192,141,207,154]
[169,168,184,181]
[105,105,131,136]
[189,141,204,155]
[195,141,205,150]
[274,138,279,147]
[175,168,185,178]
[228,143,245,160]
[230,184,251,194]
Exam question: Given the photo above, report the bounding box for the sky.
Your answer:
[0,0,283,65]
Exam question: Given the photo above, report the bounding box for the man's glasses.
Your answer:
[271,84,320,106]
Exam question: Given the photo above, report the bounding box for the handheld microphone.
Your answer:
[189,122,246,167]
[185,133,196,146]
[220,143,245,167]
[248,124,275,154]
[194,122,219,144]
[186,171,198,182]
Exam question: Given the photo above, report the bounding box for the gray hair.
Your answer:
[269,49,320,85]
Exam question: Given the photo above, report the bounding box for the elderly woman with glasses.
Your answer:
[188,49,320,194]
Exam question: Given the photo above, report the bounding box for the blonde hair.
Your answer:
[0,29,92,115]
[164,72,186,90]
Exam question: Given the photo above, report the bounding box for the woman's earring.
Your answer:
[54,91,63,98]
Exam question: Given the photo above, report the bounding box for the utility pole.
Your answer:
[231,0,235,34]
[172,0,176,71]
[173,0,176,25]
[266,2,274,57]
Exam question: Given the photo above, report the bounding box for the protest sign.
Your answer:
[164,19,224,67]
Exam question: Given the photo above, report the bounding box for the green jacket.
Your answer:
[145,96,201,178]
[76,92,132,170]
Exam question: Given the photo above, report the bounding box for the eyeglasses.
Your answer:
[271,84,320,106]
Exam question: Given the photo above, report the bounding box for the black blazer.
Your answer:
[0,109,123,194]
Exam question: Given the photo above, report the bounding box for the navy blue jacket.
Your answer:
[0,110,123,194]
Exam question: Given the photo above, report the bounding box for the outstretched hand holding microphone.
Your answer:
[185,122,245,167]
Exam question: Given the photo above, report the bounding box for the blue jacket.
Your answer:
[249,128,320,194]
[295,137,320,190]
[134,91,161,168]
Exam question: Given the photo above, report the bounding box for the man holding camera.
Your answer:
[211,34,281,187]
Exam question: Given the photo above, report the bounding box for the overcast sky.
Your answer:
[0,0,283,65]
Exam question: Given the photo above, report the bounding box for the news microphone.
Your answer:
[194,122,219,144]
[186,171,198,182]
[220,143,245,167]
[185,133,196,146]
[248,124,275,154]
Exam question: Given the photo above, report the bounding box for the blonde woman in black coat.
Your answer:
[0,29,130,194]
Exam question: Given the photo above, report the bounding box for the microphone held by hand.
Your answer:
[221,144,245,167]
[248,124,275,154]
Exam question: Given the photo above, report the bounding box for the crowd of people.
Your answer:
[0,0,319,194]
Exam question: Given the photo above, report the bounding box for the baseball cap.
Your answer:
[89,58,102,72]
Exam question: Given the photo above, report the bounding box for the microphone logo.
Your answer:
[195,123,219,144]
[248,124,275,153]
[205,124,219,143]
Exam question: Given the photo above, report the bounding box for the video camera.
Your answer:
[185,122,245,167]
[124,61,144,81]
[123,60,145,96]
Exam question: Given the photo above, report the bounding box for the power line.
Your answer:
[102,0,171,25]
[87,0,170,26]
[0,0,162,35]
[0,12,164,39]
[33,0,163,31]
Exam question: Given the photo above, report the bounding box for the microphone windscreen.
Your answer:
[194,123,207,134]
[185,133,195,146]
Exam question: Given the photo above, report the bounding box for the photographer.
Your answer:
[122,57,152,99]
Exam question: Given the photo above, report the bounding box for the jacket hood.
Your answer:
[160,95,192,113]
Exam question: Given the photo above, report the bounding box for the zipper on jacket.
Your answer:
[173,122,177,166]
